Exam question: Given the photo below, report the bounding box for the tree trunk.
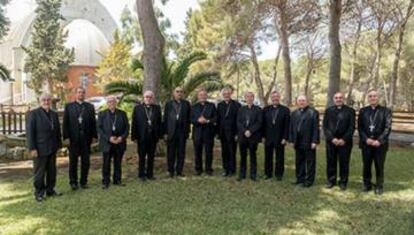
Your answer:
[248,43,266,106]
[265,45,282,101]
[304,58,313,97]
[346,17,362,105]
[136,0,165,100]
[275,10,292,106]
[327,0,342,107]
[389,0,414,110]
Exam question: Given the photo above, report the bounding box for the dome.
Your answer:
[64,19,110,66]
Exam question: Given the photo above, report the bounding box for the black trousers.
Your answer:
[361,145,387,187]
[68,138,90,186]
[295,147,316,184]
[239,141,257,178]
[264,143,285,178]
[138,137,157,178]
[220,134,237,175]
[193,136,214,174]
[326,142,352,185]
[33,153,57,196]
[167,132,186,175]
[102,145,123,185]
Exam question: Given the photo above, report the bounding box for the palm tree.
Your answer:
[104,51,223,104]
[0,63,12,81]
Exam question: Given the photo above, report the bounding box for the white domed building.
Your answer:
[0,0,117,104]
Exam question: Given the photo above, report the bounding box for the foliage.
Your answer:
[22,0,74,95]
[104,51,223,105]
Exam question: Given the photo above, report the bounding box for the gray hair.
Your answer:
[39,93,52,101]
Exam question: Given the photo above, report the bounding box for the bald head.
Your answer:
[367,89,379,106]
[143,90,154,105]
[296,95,308,109]
[333,92,344,106]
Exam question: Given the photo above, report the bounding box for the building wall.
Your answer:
[65,65,102,101]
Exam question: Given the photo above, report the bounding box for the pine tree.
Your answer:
[22,0,74,95]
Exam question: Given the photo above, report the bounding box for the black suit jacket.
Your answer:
[262,104,290,146]
[217,99,241,140]
[26,107,62,156]
[163,99,191,140]
[63,101,97,152]
[191,101,217,142]
[237,105,263,144]
[97,109,129,153]
[323,105,355,146]
[358,105,392,149]
[289,106,320,149]
[131,104,162,143]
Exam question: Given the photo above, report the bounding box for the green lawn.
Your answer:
[0,143,413,234]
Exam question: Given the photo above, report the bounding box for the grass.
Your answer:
[0,142,413,234]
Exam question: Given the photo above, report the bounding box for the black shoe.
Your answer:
[80,184,89,189]
[362,185,372,192]
[70,184,79,191]
[325,182,335,189]
[250,176,257,181]
[206,171,213,176]
[35,194,44,202]
[292,181,304,185]
[276,176,283,181]
[222,172,229,177]
[264,176,272,180]
[102,184,109,190]
[47,190,63,197]
[375,186,383,195]
[339,184,347,191]
[169,172,175,178]
[147,176,156,181]
[195,171,202,176]
[114,182,126,187]
[177,173,186,178]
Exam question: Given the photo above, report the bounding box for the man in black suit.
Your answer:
[191,89,217,176]
[63,87,97,190]
[26,93,63,202]
[289,95,320,188]
[97,96,129,189]
[163,87,191,178]
[358,90,392,195]
[237,91,262,181]
[323,92,355,190]
[262,91,290,181]
[131,90,162,181]
[217,87,241,177]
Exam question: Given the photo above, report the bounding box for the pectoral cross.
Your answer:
[369,124,375,132]
[78,116,83,124]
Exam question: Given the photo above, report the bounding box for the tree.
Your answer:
[326,0,342,107]
[365,0,398,91]
[105,51,223,105]
[0,0,11,81]
[388,0,414,110]
[22,0,74,95]
[266,0,321,105]
[95,30,133,89]
[136,0,165,100]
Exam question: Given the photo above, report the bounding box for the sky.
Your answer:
[5,0,277,60]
